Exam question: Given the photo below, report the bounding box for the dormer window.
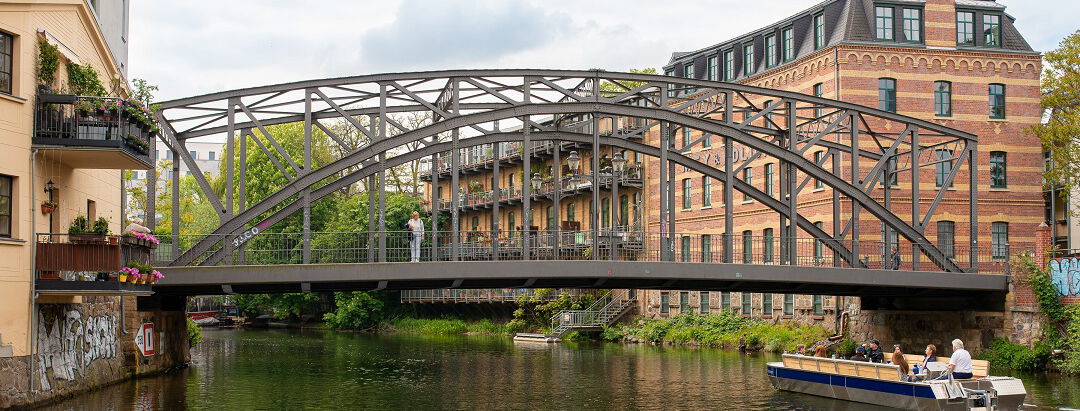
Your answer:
[875,6,894,40]
[983,14,1001,47]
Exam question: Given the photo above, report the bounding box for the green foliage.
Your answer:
[131,78,158,105]
[234,293,322,320]
[36,38,61,87]
[834,338,859,357]
[1035,30,1080,200]
[323,291,385,330]
[600,325,624,342]
[186,317,203,347]
[979,338,1053,372]
[385,317,510,335]
[1020,253,1067,323]
[66,61,107,96]
[598,68,658,96]
[616,312,830,353]
[1059,306,1080,374]
[67,216,90,234]
[92,217,110,235]
[510,290,602,333]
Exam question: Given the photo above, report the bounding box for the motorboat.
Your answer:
[767,354,1026,410]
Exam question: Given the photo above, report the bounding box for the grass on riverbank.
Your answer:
[382,317,512,336]
[605,312,832,353]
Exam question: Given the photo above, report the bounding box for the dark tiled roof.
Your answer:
[664,0,1036,81]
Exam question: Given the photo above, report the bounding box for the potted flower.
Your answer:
[122,230,159,249]
[91,217,116,244]
[68,216,102,243]
[41,201,58,215]
[119,265,138,283]
[148,269,163,284]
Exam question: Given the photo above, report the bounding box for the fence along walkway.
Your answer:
[155,230,1010,274]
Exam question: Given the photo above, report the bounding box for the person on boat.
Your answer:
[849,346,868,362]
[946,339,974,379]
[866,339,885,363]
[892,345,916,382]
[795,344,807,355]
[919,344,938,370]
[814,345,828,358]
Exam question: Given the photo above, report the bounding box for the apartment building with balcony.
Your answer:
[647,0,1041,326]
[0,2,186,408]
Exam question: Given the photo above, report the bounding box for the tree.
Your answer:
[599,68,658,97]
[1034,30,1080,209]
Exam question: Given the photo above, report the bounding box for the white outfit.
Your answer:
[949,348,973,373]
[407,218,424,262]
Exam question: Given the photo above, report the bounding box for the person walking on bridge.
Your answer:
[407,211,424,262]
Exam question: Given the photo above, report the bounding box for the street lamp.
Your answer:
[612,152,626,173]
[44,180,55,194]
[530,173,543,193]
[566,150,581,173]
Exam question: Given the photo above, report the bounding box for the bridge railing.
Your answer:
[399,288,580,303]
[159,230,1009,274]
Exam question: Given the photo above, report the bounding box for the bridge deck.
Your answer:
[156,261,1007,308]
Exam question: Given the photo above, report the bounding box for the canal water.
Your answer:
[40,328,1080,410]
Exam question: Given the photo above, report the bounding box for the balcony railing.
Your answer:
[436,167,644,210]
[33,94,154,169]
[35,233,154,282]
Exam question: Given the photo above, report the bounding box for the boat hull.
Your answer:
[767,363,1025,410]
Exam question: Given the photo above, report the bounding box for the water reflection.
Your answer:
[38,329,1079,410]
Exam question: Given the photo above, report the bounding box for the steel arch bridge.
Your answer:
[150,69,982,278]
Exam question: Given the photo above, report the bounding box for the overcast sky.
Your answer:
[130,0,1079,103]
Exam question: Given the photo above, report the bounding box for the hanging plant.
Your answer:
[66,61,107,96]
[36,38,61,89]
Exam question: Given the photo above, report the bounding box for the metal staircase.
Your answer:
[550,289,636,337]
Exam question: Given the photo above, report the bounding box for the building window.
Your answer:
[208,151,216,160]
[682,127,691,147]
[507,210,515,229]
[707,54,718,81]
[471,216,479,231]
[723,50,734,81]
[875,6,894,40]
[684,62,694,79]
[763,228,774,263]
[937,221,955,258]
[813,82,824,118]
[782,27,794,62]
[884,225,898,252]
[763,293,773,316]
[700,292,710,314]
[813,295,824,316]
[702,235,711,263]
[681,178,691,209]
[935,149,953,188]
[934,81,952,117]
[680,291,690,313]
[721,292,731,311]
[0,32,12,94]
[548,205,556,230]
[0,175,10,237]
[886,157,898,187]
[814,14,825,50]
[990,151,1007,188]
[702,133,711,148]
[742,230,753,264]
[681,236,691,262]
[814,222,824,260]
[742,293,752,315]
[813,151,824,189]
[660,292,670,314]
[765,34,777,68]
[989,84,1006,119]
[743,167,752,201]
[991,222,1008,259]
[743,44,754,76]
[189,150,197,159]
[702,177,712,207]
[902,8,921,42]
[620,194,628,227]
[956,11,975,46]
[878,78,896,113]
[601,198,610,227]
[783,294,794,316]
[983,14,1001,47]
[665,68,675,97]
[764,163,775,197]
[566,202,575,223]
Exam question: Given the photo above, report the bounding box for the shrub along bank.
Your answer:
[603,312,833,353]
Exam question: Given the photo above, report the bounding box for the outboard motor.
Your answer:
[961,387,999,410]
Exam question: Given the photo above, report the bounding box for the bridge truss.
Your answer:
[151,70,978,272]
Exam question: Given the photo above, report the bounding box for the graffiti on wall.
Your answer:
[35,308,118,391]
[1049,257,1080,297]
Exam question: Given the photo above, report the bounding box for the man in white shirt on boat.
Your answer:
[947,339,973,379]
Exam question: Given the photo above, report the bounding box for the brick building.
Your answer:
[643,0,1042,327]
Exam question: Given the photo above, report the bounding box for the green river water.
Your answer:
[37,328,1080,410]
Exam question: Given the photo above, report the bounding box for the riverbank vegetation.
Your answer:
[381,317,510,335]
[602,312,832,353]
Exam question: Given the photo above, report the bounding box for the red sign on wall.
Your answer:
[134,323,155,356]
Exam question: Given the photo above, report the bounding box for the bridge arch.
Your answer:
[153,70,978,272]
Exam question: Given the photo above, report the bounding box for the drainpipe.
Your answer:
[29,149,38,391]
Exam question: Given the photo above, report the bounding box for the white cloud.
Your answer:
[130,0,1079,102]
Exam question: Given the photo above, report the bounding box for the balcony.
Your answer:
[33,94,154,170]
[34,233,156,297]
[435,166,644,211]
